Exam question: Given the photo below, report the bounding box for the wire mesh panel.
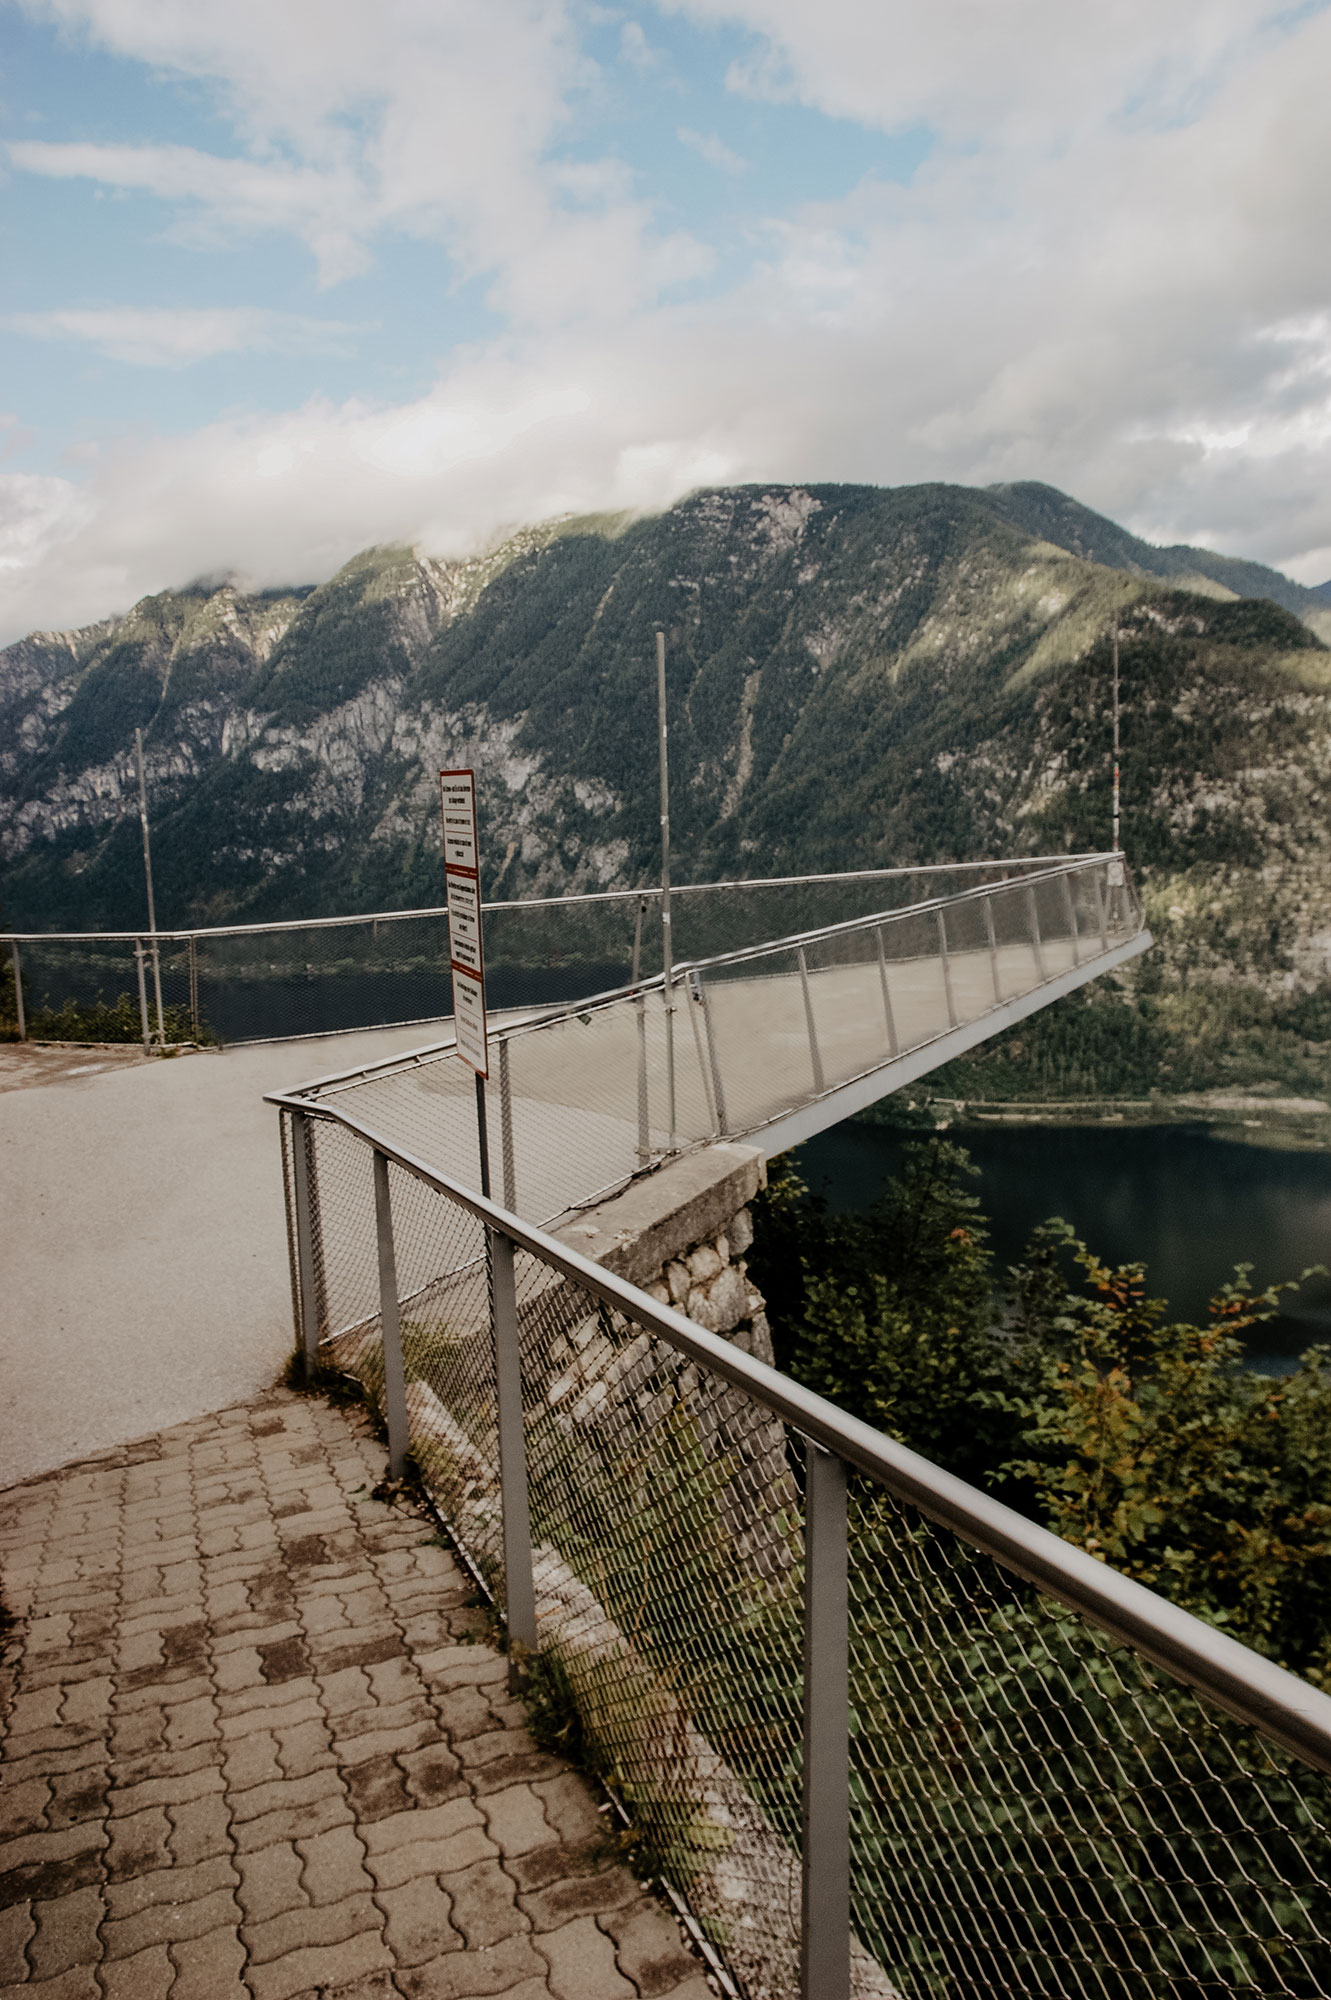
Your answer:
[10,936,184,1039]
[691,948,821,1134]
[193,912,454,1043]
[283,1120,1331,2000]
[846,1468,1331,2000]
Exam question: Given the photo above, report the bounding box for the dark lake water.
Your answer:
[794,1121,1331,1375]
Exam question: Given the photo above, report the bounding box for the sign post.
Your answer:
[440,769,490,1195]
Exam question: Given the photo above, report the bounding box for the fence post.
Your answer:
[499,1040,517,1211]
[801,1443,850,2000]
[797,947,826,1094]
[935,908,958,1028]
[9,942,25,1041]
[696,974,729,1136]
[983,896,1003,1005]
[290,1110,323,1374]
[373,1151,409,1482]
[874,927,898,1057]
[1061,872,1082,967]
[134,940,152,1054]
[1093,868,1110,954]
[1026,885,1047,982]
[188,935,200,1042]
[633,896,650,1168]
[491,1228,538,1692]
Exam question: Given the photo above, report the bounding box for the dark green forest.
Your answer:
[751,1143,1331,1687]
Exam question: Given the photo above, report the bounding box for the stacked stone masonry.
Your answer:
[0,1391,713,2000]
[554,1143,772,1364]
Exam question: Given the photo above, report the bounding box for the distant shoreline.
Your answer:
[874,1093,1331,1151]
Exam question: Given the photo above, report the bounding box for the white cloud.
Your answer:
[9,138,373,283]
[11,0,704,314]
[619,20,662,70]
[4,0,1331,642]
[666,0,1294,144]
[677,126,748,173]
[3,306,368,367]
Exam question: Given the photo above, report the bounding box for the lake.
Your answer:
[794,1120,1331,1374]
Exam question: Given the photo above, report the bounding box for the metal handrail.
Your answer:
[288,852,1132,1102]
[267,1082,1331,1779]
[0,852,1106,946]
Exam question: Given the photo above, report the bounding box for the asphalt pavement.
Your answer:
[0,1022,450,1488]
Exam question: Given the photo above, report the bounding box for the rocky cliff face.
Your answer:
[2,483,1328,1025]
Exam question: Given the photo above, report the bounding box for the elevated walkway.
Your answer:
[284,852,1149,1249]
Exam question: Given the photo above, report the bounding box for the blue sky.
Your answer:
[0,5,929,459]
[2,0,1330,639]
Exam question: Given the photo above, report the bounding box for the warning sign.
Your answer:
[439,768,488,1077]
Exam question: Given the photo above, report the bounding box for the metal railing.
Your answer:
[282,852,1148,1232]
[1,854,1100,1048]
[268,1088,1331,2000]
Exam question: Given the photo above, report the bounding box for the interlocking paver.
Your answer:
[438,1856,528,1950]
[0,1393,702,2000]
[536,1916,636,2000]
[379,1875,463,1965]
[168,1924,249,1999]
[396,1936,550,2000]
[596,1905,708,2000]
[234,1841,308,1925]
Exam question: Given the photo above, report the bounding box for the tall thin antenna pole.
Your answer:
[1103,620,1111,848]
[656,628,676,1147]
[135,728,166,1043]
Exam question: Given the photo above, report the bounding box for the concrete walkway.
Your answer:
[0,1388,709,2000]
[0,1024,454,1489]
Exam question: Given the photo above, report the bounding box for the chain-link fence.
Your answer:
[289,854,1147,1235]
[270,1095,1331,2000]
[1,855,1098,1048]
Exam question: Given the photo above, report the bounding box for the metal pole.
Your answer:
[935,908,958,1028]
[797,947,825,1094]
[491,1227,538,1691]
[1094,868,1110,953]
[135,729,165,1044]
[686,972,719,1135]
[373,1150,409,1481]
[695,973,729,1136]
[1026,885,1047,983]
[499,1040,516,1211]
[983,896,1002,1005]
[801,1442,850,2000]
[9,942,25,1041]
[633,894,650,1167]
[1103,616,1111,852]
[1112,623,1121,854]
[657,630,676,1149]
[290,1110,322,1375]
[874,927,898,1057]
[134,938,152,1054]
[188,935,199,1042]
[475,1070,491,1199]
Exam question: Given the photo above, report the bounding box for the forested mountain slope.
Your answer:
[2,481,1329,1087]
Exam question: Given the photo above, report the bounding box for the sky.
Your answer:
[1,0,1330,643]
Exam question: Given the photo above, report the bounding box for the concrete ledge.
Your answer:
[554,1142,766,1288]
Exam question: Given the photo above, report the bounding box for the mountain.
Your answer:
[984,480,1331,638]
[4,478,1331,1101]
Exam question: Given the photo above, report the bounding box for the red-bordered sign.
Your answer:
[439,769,488,1077]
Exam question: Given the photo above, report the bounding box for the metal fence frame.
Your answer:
[0,852,1106,1050]
[268,1086,1331,2000]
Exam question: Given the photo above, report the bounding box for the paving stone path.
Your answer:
[0,1390,713,2000]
